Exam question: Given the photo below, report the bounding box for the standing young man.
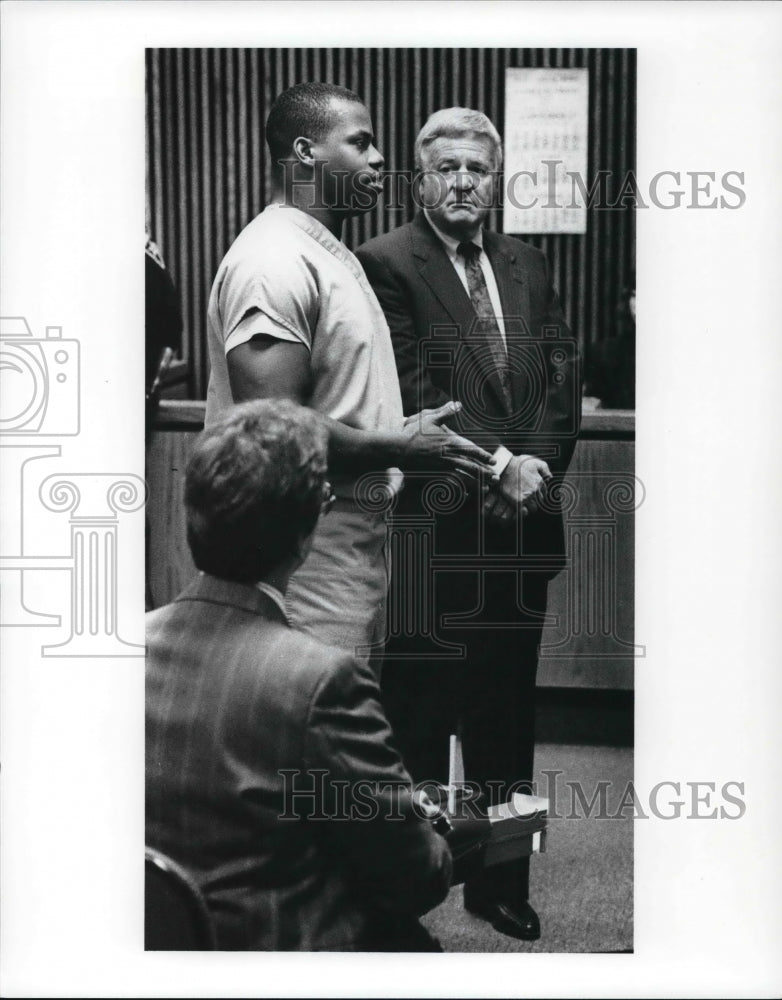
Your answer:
[205,84,492,667]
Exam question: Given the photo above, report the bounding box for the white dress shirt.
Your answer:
[255,581,291,625]
[423,210,507,348]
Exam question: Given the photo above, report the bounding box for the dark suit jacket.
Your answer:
[146,572,451,951]
[357,214,582,572]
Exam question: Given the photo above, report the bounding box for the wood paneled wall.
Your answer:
[146,48,636,399]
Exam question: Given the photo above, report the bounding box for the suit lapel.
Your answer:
[412,214,474,328]
[483,232,533,418]
[411,215,510,417]
[483,232,531,330]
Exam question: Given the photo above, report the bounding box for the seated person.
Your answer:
[145,399,452,951]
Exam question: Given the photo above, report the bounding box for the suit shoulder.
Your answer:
[268,625,359,690]
[494,232,546,265]
[356,222,415,263]
[207,613,362,719]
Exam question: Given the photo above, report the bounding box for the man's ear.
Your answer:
[292,135,316,167]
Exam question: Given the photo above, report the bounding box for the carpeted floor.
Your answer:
[421,743,634,952]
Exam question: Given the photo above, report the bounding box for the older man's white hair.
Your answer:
[414,107,503,171]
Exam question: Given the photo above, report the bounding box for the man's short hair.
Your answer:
[185,399,328,584]
[265,81,364,164]
[414,107,503,171]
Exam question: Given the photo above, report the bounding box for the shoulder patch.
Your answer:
[145,238,166,270]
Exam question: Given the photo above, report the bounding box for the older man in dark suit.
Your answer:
[145,399,452,951]
[357,108,581,941]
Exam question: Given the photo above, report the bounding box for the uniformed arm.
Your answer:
[227,336,494,478]
[305,654,452,917]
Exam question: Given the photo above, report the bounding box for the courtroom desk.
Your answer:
[539,410,636,692]
[146,404,636,699]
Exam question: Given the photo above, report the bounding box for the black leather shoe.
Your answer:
[464,894,541,941]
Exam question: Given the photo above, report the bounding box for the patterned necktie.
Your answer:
[457,241,513,411]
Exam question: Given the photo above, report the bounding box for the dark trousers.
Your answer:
[382,491,549,908]
[359,912,442,952]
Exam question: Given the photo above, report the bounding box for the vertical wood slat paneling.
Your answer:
[146,48,635,398]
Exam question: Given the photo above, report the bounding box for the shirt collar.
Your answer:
[265,203,367,284]
[254,581,291,626]
[266,202,338,249]
[423,210,484,262]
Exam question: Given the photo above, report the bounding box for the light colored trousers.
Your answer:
[286,499,389,674]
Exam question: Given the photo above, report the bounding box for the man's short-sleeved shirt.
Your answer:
[205,205,404,494]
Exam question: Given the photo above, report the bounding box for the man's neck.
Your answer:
[271,182,345,240]
[257,563,293,596]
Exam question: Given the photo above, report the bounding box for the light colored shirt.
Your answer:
[423,210,507,348]
[205,204,404,496]
[254,581,291,625]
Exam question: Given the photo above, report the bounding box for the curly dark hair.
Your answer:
[185,399,328,583]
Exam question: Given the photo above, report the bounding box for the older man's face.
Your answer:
[420,133,498,240]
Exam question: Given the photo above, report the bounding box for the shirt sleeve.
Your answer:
[224,308,307,356]
[218,244,319,356]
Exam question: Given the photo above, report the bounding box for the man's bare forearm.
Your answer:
[324,418,405,472]
[227,341,491,477]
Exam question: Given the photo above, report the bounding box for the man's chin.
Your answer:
[332,192,381,217]
[446,205,489,227]
[434,207,487,238]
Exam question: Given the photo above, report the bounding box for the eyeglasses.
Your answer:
[321,482,336,516]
